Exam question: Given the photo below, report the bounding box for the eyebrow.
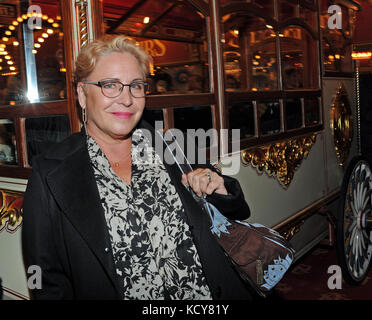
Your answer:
[100,77,145,82]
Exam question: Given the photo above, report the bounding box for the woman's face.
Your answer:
[77,51,146,142]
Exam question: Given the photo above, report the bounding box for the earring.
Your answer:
[82,108,87,129]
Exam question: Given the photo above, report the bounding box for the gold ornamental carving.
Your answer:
[330,83,353,167]
[241,135,317,188]
[276,220,305,241]
[0,189,23,234]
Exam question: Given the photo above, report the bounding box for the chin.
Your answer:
[111,122,140,138]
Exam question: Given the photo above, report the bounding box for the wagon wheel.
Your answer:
[336,156,372,285]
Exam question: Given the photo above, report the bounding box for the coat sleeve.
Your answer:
[191,160,251,221]
[206,169,251,221]
[22,160,73,299]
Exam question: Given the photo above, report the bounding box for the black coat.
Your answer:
[22,120,253,300]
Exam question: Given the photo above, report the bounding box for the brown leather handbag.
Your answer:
[201,198,295,297]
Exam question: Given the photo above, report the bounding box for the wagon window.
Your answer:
[228,100,255,139]
[259,100,281,135]
[174,106,213,133]
[0,1,66,106]
[0,119,17,166]
[280,26,318,89]
[142,109,164,128]
[222,1,321,150]
[173,105,214,148]
[103,0,212,134]
[0,0,71,178]
[223,15,278,92]
[285,98,302,130]
[304,97,320,126]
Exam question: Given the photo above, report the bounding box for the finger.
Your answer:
[185,169,204,196]
[198,170,213,195]
[205,172,227,195]
[181,174,188,186]
[190,169,213,196]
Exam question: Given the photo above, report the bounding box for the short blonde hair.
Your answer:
[74,35,152,83]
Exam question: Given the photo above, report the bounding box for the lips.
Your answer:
[112,112,133,119]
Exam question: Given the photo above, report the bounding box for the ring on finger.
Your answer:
[206,171,212,183]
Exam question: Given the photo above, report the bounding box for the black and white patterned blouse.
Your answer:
[86,129,212,300]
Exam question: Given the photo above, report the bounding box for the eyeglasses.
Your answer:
[83,80,149,98]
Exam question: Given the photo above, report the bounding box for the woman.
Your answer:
[22,36,253,300]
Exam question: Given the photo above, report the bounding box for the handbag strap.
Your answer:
[156,130,230,237]
[156,130,193,175]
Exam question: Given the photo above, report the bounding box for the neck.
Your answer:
[87,128,132,165]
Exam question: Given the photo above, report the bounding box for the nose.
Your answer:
[116,85,133,106]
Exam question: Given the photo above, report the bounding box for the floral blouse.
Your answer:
[87,129,212,300]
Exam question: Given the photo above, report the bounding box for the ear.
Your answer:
[77,82,87,109]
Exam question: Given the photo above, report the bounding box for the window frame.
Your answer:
[221,1,323,151]
[0,0,77,179]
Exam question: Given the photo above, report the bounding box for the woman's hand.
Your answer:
[181,168,228,197]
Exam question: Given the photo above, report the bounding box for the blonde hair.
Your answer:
[74,35,152,83]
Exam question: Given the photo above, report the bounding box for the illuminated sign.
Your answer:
[352,52,372,60]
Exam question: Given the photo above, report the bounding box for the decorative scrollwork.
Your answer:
[0,190,23,234]
[241,135,317,188]
[330,82,353,167]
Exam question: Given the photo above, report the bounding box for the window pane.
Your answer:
[253,0,274,16]
[25,115,70,166]
[174,106,212,132]
[285,98,302,130]
[223,14,278,92]
[103,0,209,94]
[300,7,317,30]
[220,0,274,16]
[280,1,298,21]
[258,100,280,135]
[0,0,66,106]
[142,109,164,128]
[281,26,318,89]
[228,101,255,139]
[304,97,320,126]
[173,106,213,148]
[0,119,17,165]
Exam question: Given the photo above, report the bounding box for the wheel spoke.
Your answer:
[350,201,358,218]
[345,220,355,240]
[359,184,367,209]
[360,167,367,181]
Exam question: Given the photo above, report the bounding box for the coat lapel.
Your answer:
[45,133,122,298]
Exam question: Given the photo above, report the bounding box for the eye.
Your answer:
[101,81,119,90]
[130,81,145,90]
